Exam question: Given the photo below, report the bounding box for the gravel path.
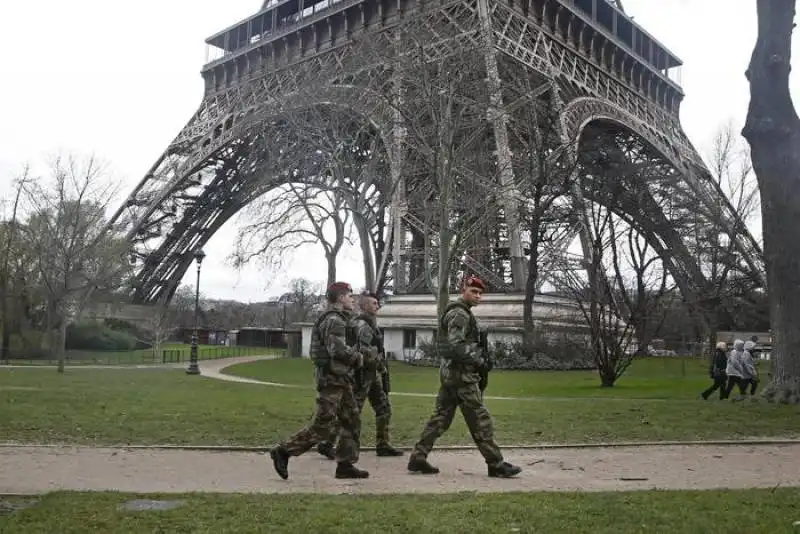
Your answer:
[1,443,798,495]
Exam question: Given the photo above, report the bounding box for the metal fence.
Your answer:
[0,345,278,366]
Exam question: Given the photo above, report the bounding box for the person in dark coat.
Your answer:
[701,341,728,400]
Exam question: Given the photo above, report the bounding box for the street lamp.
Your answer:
[186,248,206,375]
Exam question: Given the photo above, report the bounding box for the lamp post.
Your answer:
[186,248,206,375]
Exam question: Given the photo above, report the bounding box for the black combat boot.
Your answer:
[269,446,290,480]
[407,456,440,474]
[376,444,404,457]
[317,442,336,460]
[335,462,370,479]
[488,461,522,478]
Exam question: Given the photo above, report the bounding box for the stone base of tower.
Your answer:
[298,292,587,360]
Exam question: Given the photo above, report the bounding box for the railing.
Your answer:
[0,346,280,366]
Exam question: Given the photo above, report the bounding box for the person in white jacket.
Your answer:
[742,340,760,395]
[723,339,756,400]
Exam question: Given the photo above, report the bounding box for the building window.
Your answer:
[402,329,417,349]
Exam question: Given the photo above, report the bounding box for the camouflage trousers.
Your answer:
[410,381,503,466]
[281,379,360,464]
[323,373,393,458]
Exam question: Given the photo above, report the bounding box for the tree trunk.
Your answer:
[707,328,718,362]
[522,228,541,353]
[353,215,376,291]
[599,372,616,388]
[0,272,7,364]
[325,253,337,287]
[1,323,9,364]
[436,228,452,319]
[57,318,67,374]
[596,343,618,388]
[742,0,800,402]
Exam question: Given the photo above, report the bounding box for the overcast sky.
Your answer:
[1,0,797,301]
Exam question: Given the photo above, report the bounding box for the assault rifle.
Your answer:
[345,324,365,388]
[477,330,493,392]
[376,333,391,394]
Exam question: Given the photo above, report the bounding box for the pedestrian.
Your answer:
[722,339,751,400]
[317,290,403,459]
[269,282,369,480]
[743,340,760,395]
[701,341,728,400]
[407,276,521,478]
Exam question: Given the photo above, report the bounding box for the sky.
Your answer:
[0,0,797,302]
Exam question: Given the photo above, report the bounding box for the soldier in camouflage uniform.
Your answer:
[317,291,403,460]
[269,282,369,480]
[407,276,522,478]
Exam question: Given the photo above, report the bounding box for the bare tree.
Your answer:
[741,0,800,402]
[144,285,195,358]
[0,168,32,363]
[278,108,392,293]
[555,201,674,387]
[19,154,130,372]
[233,182,351,286]
[504,81,579,348]
[697,122,761,356]
[382,32,499,314]
[279,278,324,322]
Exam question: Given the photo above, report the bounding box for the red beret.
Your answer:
[464,276,487,291]
[327,282,352,294]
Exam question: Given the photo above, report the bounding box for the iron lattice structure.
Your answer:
[110,0,764,308]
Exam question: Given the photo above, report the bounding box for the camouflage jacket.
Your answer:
[353,313,385,383]
[310,306,360,383]
[437,298,483,385]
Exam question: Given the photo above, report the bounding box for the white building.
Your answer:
[297,292,586,361]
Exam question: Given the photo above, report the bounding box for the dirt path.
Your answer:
[2,443,798,495]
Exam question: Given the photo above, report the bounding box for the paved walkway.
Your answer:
[1,443,798,495]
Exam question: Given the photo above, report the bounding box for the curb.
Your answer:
[2,439,799,453]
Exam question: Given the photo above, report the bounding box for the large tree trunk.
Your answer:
[742,0,800,402]
[436,227,452,319]
[522,219,541,352]
[353,214,376,291]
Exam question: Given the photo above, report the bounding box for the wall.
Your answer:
[383,329,404,360]
[301,325,313,358]
[383,327,435,361]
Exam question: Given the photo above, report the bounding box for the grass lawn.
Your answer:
[2,489,799,533]
[224,356,724,399]
[0,358,797,447]
[5,344,277,366]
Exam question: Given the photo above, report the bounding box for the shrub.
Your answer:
[407,333,594,371]
[66,321,138,351]
[491,338,594,371]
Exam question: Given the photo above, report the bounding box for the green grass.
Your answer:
[5,344,277,366]
[2,489,799,533]
[225,356,727,399]
[0,358,797,447]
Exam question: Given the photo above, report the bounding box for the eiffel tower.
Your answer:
[110,0,764,307]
